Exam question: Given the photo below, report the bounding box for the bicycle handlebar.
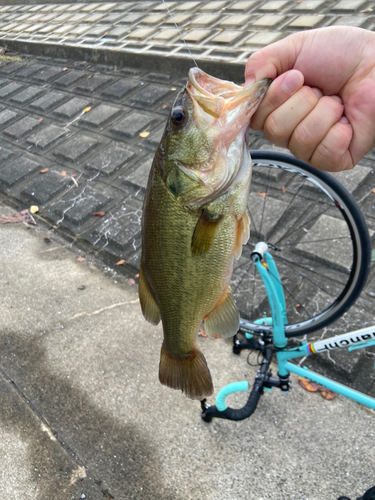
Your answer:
[201,344,274,422]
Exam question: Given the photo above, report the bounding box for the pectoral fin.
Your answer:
[204,287,240,339]
[234,210,250,259]
[139,265,161,325]
[191,209,223,255]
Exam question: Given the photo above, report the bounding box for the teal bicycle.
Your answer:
[201,151,373,422]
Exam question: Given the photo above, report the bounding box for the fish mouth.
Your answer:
[187,67,271,126]
[175,69,271,207]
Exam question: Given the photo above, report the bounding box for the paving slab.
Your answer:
[0,0,374,73]
[0,213,375,500]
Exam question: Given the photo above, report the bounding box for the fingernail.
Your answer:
[331,95,343,104]
[244,77,255,88]
[311,87,323,99]
[339,115,349,124]
[281,71,303,94]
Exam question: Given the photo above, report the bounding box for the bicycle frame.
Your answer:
[255,250,375,410]
[201,244,375,422]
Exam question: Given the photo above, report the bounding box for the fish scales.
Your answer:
[140,69,271,400]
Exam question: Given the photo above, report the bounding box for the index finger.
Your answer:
[245,32,305,85]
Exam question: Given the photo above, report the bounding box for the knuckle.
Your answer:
[320,95,344,115]
[298,86,319,109]
[311,124,352,171]
[291,122,313,146]
[264,113,288,146]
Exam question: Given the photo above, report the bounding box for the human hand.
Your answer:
[245,27,375,171]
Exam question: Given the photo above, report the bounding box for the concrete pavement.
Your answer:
[1,205,375,500]
[0,1,374,498]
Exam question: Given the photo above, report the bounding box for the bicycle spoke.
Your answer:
[258,168,272,239]
[272,253,338,297]
[275,204,334,245]
[265,173,306,241]
[265,256,316,321]
[283,235,350,246]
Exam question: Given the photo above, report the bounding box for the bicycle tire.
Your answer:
[231,150,371,338]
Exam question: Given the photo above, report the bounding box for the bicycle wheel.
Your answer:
[231,150,371,338]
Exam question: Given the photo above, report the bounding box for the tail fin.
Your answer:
[159,344,213,400]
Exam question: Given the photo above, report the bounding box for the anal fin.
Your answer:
[204,287,240,339]
[139,264,161,325]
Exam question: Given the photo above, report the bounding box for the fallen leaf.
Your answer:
[71,173,77,177]
[135,274,139,278]
[170,87,177,91]
[38,118,43,122]
[297,377,322,392]
[139,130,150,138]
[77,257,85,262]
[44,237,51,244]
[87,75,93,79]
[372,188,375,194]
[281,186,286,194]
[0,210,35,225]
[295,303,301,308]
[61,171,66,176]
[360,8,373,12]
[320,389,336,400]
[0,212,26,224]
[40,168,49,173]
[29,205,39,214]
[258,193,268,197]
[40,71,44,74]
[116,259,125,266]
[92,212,105,217]
[63,67,68,71]
[162,102,171,109]
[83,106,91,113]
[128,278,135,285]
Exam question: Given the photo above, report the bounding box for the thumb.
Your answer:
[245,32,304,85]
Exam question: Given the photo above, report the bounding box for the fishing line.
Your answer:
[161,0,199,68]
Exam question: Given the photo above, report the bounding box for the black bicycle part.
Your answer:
[201,340,290,422]
[230,150,371,338]
[338,486,375,500]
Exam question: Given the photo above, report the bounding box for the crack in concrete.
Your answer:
[70,299,140,321]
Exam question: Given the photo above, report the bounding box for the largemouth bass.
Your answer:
[139,68,271,400]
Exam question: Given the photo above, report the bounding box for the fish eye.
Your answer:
[171,106,188,127]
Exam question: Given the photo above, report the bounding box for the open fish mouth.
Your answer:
[187,67,272,124]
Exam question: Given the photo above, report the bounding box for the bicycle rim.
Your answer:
[231,150,371,337]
